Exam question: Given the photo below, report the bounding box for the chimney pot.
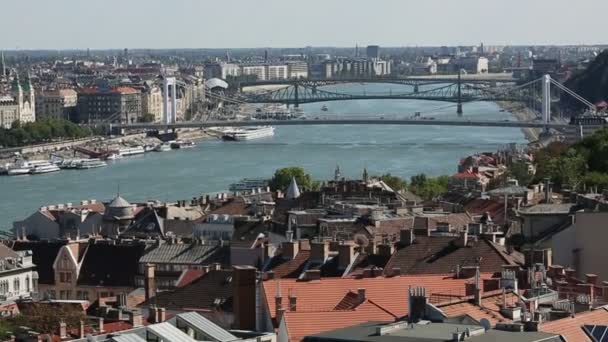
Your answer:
[338,242,356,269]
[144,263,156,301]
[357,288,366,303]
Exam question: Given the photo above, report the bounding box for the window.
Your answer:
[65,273,72,283]
[25,277,30,292]
[59,272,65,283]
[583,325,608,342]
[76,291,82,299]
[82,291,89,301]
[13,279,19,293]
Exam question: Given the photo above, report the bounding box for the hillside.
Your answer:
[563,50,608,110]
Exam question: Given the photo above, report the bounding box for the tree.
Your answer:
[583,172,608,192]
[508,161,534,186]
[380,173,407,191]
[270,167,313,191]
[409,174,449,200]
[141,113,156,123]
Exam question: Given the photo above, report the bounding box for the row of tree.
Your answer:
[269,167,449,200]
[0,119,93,148]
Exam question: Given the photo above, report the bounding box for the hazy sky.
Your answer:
[1,0,606,49]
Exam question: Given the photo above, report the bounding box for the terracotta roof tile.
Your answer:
[540,307,608,342]
[265,250,311,279]
[283,299,396,342]
[439,292,520,326]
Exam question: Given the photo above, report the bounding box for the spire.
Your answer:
[285,177,301,200]
[0,50,5,80]
[363,168,369,184]
[335,165,341,181]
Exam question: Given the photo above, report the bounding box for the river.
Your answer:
[0,83,526,231]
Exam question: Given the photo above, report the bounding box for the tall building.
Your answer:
[36,89,77,121]
[0,74,35,128]
[366,45,380,60]
[141,83,163,123]
[77,86,141,124]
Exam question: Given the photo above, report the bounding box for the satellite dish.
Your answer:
[480,318,491,331]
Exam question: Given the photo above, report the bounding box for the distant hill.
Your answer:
[563,50,608,110]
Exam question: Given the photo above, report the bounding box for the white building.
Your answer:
[241,65,267,80]
[287,62,309,79]
[0,75,35,128]
[0,244,38,314]
[266,65,288,80]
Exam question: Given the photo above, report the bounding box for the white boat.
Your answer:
[106,153,123,160]
[7,160,48,176]
[221,126,275,141]
[30,163,61,174]
[118,146,145,157]
[170,140,196,149]
[154,143,172,152]
[229,178,270,192]
[76,159,107,169]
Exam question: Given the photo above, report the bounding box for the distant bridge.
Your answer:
[109,117,577,130]
[238,75,518,89]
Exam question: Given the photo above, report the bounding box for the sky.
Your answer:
[1,0,606,50]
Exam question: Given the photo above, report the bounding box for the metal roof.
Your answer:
[139,243,222,265]
[108,195,132,208]
[110,334,147,342]
[176,312,238,342]
[205,78,228,89]
[147,322,197,342]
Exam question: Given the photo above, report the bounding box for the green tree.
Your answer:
[508,161,534,186]
[380,173,407,191]
[141,113,156,123]
[409,174,449,200]
[583,172,608,192]
[270,167,313,191]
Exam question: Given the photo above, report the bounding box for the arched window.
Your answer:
[14,278,19,293]
[25,276,30,292]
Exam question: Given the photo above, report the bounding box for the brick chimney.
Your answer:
[400,229,414,246]
[456,227,468,248]
[303,269,321,281]
[144,263,156,301]
[408,286,427,323]
[311,240,330,263]
[338,242,355,269]
[282,241,299,260]
[158,307,166,322]
[130,309,143,327]
[357,288,366,303]
[288,289,297,312]
[586,274,598,285]
[233,266,257,330]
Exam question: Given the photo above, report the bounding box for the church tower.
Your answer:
[334,165,342,182]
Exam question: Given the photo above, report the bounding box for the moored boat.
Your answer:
[221,126,275,141]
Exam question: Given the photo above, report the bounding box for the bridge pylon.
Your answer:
[457,70,463,116]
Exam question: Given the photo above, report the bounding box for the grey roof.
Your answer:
[205,78,229,89]
[110,334,147,342]
[519,203,574,215]
[285,177,301,199]
[139,243,225,265]
[176,312,238,342]
[487,186,529,196]
[147,322,197,342]
[109,195,132,208]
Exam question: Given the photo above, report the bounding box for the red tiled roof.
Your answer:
[283,299,396,342]
[175,269,206,288]
[464,199,505,224]
[263,274,495,321]
[540,307,608,342]
[208,199,250,216]
[267,250,311,279]
[439,291,520,326]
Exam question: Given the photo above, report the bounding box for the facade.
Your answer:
[77,87,142,123]
[366,45,380,60]
[287,62,308,79]
[0,76,35,128]
[36,89,77,121]
[0,244,38,314]
[454,56,490,74]
[321,59,392,78]
[266,65,288,80]
[141,84,163,123]
[241,65,267,80]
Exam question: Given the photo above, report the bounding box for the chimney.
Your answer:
[408,286,427,323]
[233,266,257,330]
[357,288,366,303]
[276,307,286,323]
[586,274,598,285]
[158,307,166,322]
[457,228,468,248]
[311,240,330,263]
[144,263,156,301]
[338,242,355,269]
[303,269,321,281]
[283,241,299,260]
[390,267,401,277]
[59,321,67,339]
[377,243,394,257]
[130,309,143,327]
[365,241,378,255]
[400,229,414,246]
[98,317,104,333]
[565,268,576,279]
[288,289,297,312]
[79,320,85,339]
[275,291,283,318]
